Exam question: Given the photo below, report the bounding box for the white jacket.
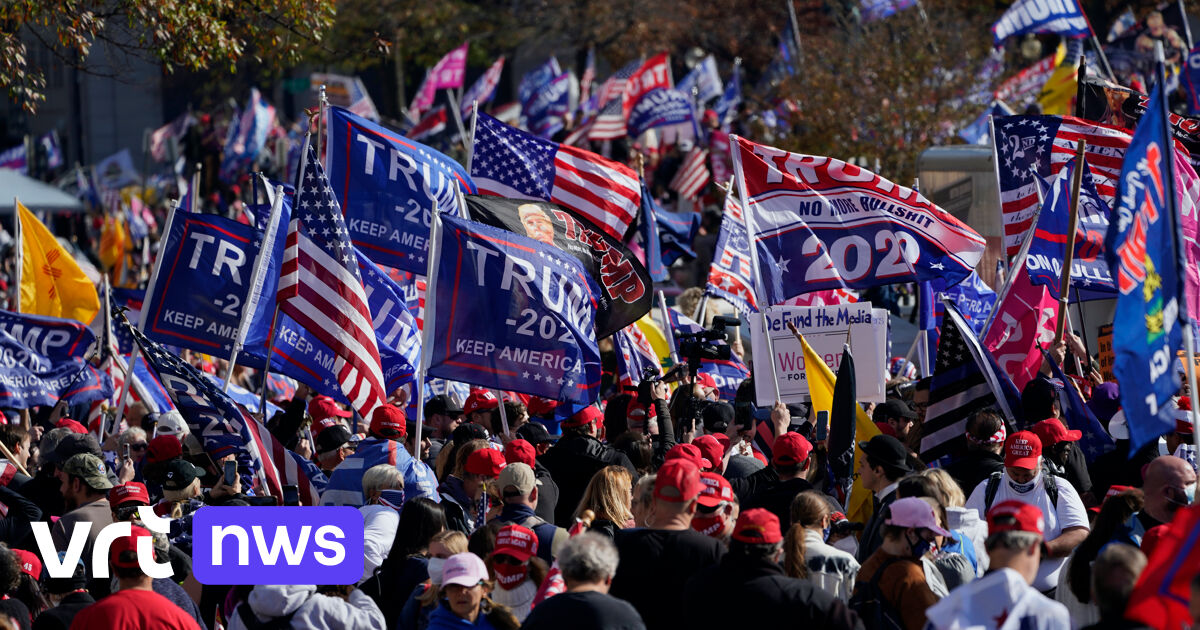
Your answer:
[227,584,387,630]
[946,505,989,576]
[359,504,400,583]
[924,568,1071,630]
[802,528,860,602]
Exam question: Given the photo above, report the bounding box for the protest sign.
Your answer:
[1098,323,1114,381]
[748,304,887,406]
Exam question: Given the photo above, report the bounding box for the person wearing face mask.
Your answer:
[1137,455,1197,547]
[691,472,739,542]
[851,497,946,630]
[399,531,469,630]
[485,524,547,622]
[965,431,1090,596]
[427,553,519,630]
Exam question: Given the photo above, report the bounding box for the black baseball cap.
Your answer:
[702,402,735,433]
[46,433,102,465]
[452,422,489,445]
[315,425,354,455]
[857,434,912,473]
[872,398,918,424]
[406,419,437,439]
[425,395,463,418]
[162,459,205,491]
[516,421,553,445]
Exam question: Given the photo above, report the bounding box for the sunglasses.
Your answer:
[492,554,525,566]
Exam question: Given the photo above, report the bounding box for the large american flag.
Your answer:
[471,113,640,240]
[278,140,386,419]
[588,60,640,141]
[705,193,758,315]
[669,147,711,200]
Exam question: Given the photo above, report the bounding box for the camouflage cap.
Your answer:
[61,453,114,491]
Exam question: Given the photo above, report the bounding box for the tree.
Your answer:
[1,0,335,113]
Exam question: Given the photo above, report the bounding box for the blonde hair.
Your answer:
[362,464,404,499]
[417,531,470,608]
[784,491,831,579]
[917,468,966,508]
[574,466,634,525]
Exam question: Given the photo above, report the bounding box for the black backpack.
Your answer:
[848,557,907,630]
[983,470,1059,512]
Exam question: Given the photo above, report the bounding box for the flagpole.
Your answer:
[190,165,201,213]
[221,185,284,392]
[114,197,181,428]
[692,294,709,325]
[494,390,510,438]
[12,197,21,314]
[444,88,469,150]
[465,101,479,172]
[1054,140,1087,347]
[316,84,326,162]
[412,186,447,458]
[981,167,1045,336]
[657,291,681,366]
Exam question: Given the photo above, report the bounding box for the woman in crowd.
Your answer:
[1057,488,1144,628]
[853,497,944,630]
[485,525,548,622]
[896,475,975,591]
[363,497,446,628]
[427,553,518,630]
[916,468,988,576]
[359,464,406,582]
[399,531,469,630]
[783,490,860,602]
[574,465,635,539]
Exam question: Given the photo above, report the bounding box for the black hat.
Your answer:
[46,433,102,465]
[857,434,912,473]
[872,398,918,424]
[702,402,735,433]
[452,422,489,445]
[516,421,553,445]
[424,394,463,418]
[315,425,354,455]
[406,419,437,440]
[1021,376,1062,421]
[162,459,205,491]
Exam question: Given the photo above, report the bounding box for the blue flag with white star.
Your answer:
[426,213,602,403]
[1027,158,1116,300]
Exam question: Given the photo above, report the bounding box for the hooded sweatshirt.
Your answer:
[226,584,387,630]
[925,568,1071,630]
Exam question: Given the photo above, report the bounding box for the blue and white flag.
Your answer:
[0,144,26,174]
[39,131,62,170]
[461,56,506,118]
[627,88,698,139]
[613,324,661,388]
[519,58,562,109]
[0,310,111,408]
[936,270,997,337]
[523,72,572,138]
[1106,82,1187,451]
[220,88,275,182]
[676,55,723,103]
[326,106,476,273]
[861,0,916,22]
[713,64,742,127]
[992,0,1091,47]
[636,182,669,283]
[706,193,759,315]
[1039,346,1115,461]
[426,214,602,403]
[1027,158,1116,299]
[634,186,698,283]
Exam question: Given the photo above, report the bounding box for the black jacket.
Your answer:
[943,450,1005,498]
[856,488,897,563]
[532,460,560,524]
[0,484,41,549]
[742,477,813,530]
[1047,441,1093,498]
[32,592,94,630]
[540,432,636,527]
[683,553,864,629]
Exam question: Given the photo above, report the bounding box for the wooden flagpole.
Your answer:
[1054,139,1087,348]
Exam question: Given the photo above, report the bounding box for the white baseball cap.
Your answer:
[153,411,190,438]
[441,552,488,588]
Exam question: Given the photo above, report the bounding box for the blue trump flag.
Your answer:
[0,310,112,407]
[1105,82,1187,451]
[992,0,1091,47]
[1028,158,1115,300]
[676,55,722,103]
[325,106,476,273]
[627,89,698,139]
[1038,346,1115,461]
[426,213,602,403]
[936,270,997,337]
[636,182,668,282]
[714,65,741,127]
[634,187,698,283]
[524,72,572,139]
[519,58,562,109]
[142,211,278,359]
[861,0,916,22]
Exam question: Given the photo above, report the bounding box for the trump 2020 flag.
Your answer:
[1105,83,1187,451]
[462,56,506,118]
[676,55,722,103]
[425,213,602,404]
[731,136,986,304]
[0,310,112,407]
[1027,158,1116,299]
[992,0,1091,47]
[471,112,641,241]
[326,106,476,274]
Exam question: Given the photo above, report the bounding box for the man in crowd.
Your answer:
[1139,455,1197,534]
[855,434,912,562]
[503,437,558,523]
[1023,378,1092,501]
[0,425,33,489]
[873,398,918,442]
[541,405,636,527]
[463,390,501,442]
[313,422,355,475]
[424,394,463,464]
[520,533,645,629]
[321,404,437,506]
[965,432,1089,595]
[741,432,813,528]
[692,471,738,542]
[491,462,568,562]
[943,408,1007,497]
[1082,543,1148,630]
[51,453,114,592]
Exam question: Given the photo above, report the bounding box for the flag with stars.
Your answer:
[613,324,661,389]
[277,139,387,420]
[732,136,985,304]
[1026,157,1116,299]
[706,192,759,315]
[425,213,602,404]
[1039,346,1115,462]
[0,309,111,408]
[588,60,641,141]
[921,301,1023,463]
[471,112,641,241]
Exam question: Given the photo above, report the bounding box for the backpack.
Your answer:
[848,557,907,630]
[983,470,1058,512]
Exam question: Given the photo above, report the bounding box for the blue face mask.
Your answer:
[822,526,831,542]
[378,489,406,512]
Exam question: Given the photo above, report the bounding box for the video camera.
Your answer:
[677,316,740,376]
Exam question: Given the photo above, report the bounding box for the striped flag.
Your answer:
[669,147,711,199]
[705,193,759,315]
[277,139,387,420]
[921,302,1022,463]
[462,56,506,118]
[407,106,447,142]
[588,61,640,141]
[246,413,320,505]
[613,324,661,388]
[471,112,640,240]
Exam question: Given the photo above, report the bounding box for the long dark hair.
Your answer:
[1068,488,1144,603]
[383,497,446,567]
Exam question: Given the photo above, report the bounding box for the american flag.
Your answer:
[994,115,1134,256]
[705,193,758,315]
[407,106,447,142]
[920,302,1022,463]
[613,324,660,388]
[471,113,640,240]
[588,60,640,141]
[669,147,711,199]
[277,140,387,420]
[462,56,506,119]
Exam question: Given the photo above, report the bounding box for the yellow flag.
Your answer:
[18,201,100,324]
[799,334,880,527]
[1038,43,1078,116]
[635,314,672,370]
[98,213,129,282]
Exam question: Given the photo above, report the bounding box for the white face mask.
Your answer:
[832,535,859,556]
[427,557,446,585]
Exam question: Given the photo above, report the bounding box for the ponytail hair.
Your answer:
[783,523,808,579]
[783,491,833,579]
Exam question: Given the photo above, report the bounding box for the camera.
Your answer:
[677,316,739,376]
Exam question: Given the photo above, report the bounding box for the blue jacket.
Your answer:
[493,503,566,564]
[321,438,438,506]
[425,604,498,629]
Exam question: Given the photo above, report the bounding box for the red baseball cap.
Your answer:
[526,397,559,418]
[12,549,40,579]
[1032,419,1081,446]
[463,390,499,416]
[692,435,724,471]
[504,439,536,467]
[146,435,183,465]
[109,482,150,507]
[1090,484,1135,514]
[732,508,782,544]
[666,443,711,469]
[1004,431,1042,469]
[110,525,153,569]
[56,418,87,434]
[987,500,1045,536]
[772,432,813,466]
[493,524,538,562]
[654,459,704,503]
[626,398,657,428]
[465,448,507,478]
[309,395,352,421]
[311,417,341,436]
[1175,397,1194,435]
[562,405,602,429]
[696,472,734,507]
[369,404,407,439]
[696,372,718,391]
